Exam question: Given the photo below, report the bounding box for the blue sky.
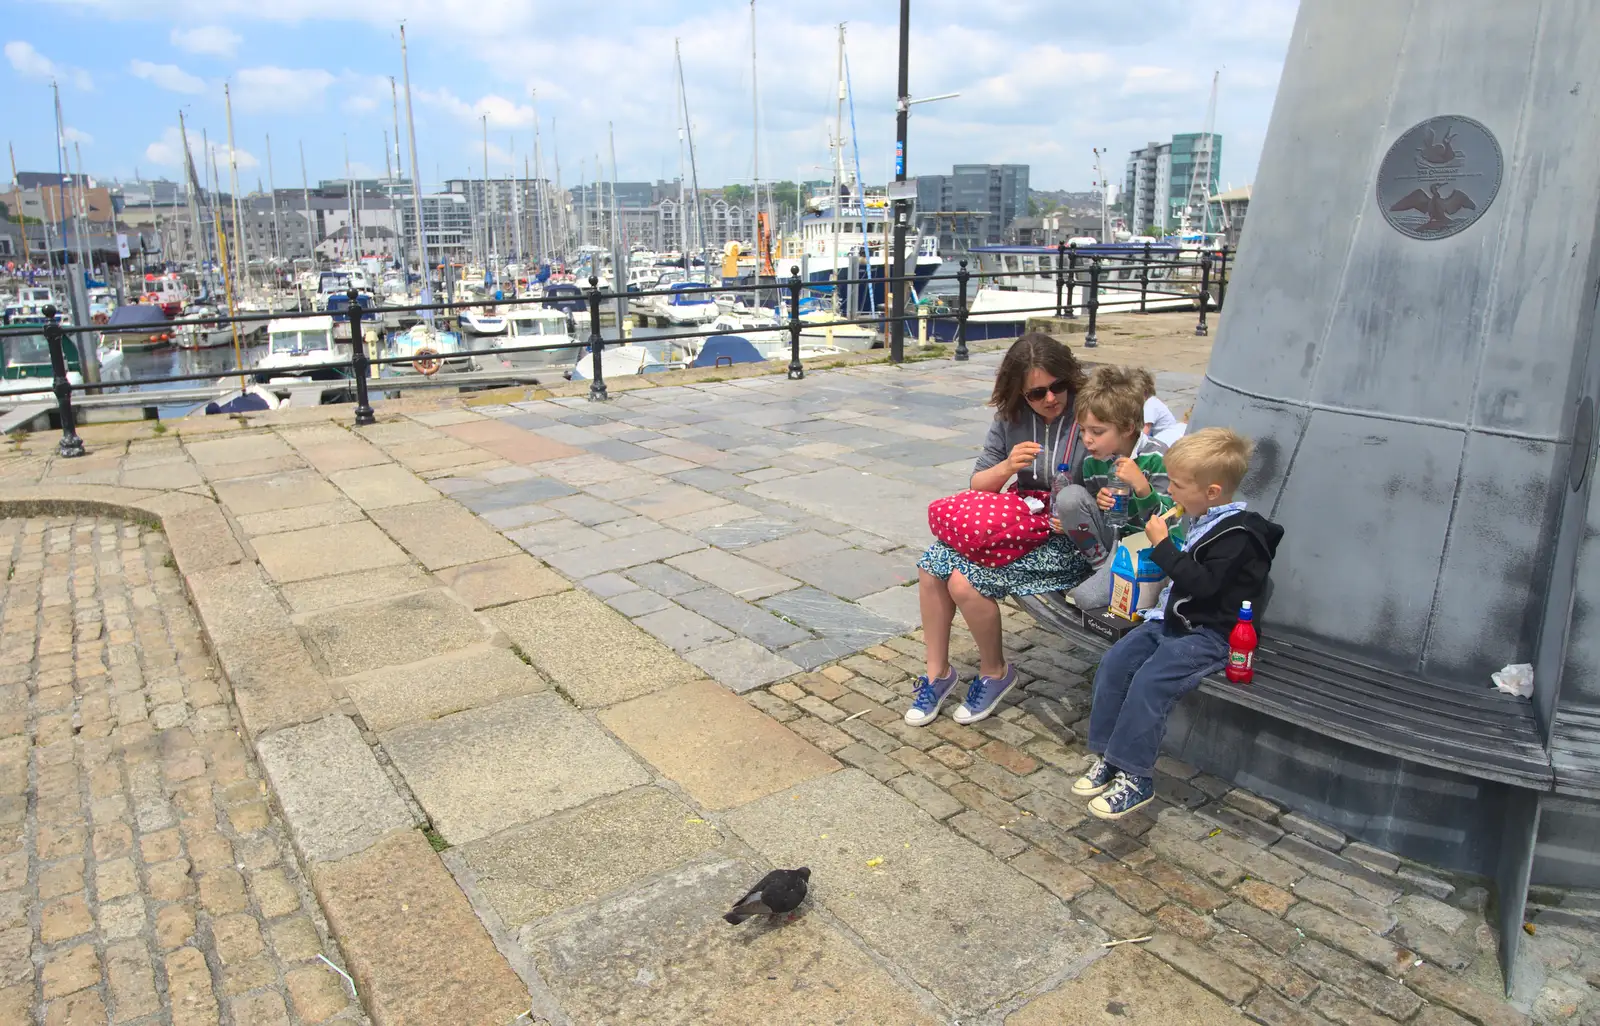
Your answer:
[5,0,1298,194]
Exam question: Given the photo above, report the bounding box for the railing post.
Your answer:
[1215,244,1229,309]
[1084,259,1101,348]
[43,306,84,458]
[1064,243,1078,318]
[1195,251,1212,337]
[586,275,608,401]
[1139,241,1152,314]
[786,265,804,380]
[346,288,375,426]
[954,259,970,363]
[1054,240,1066,317]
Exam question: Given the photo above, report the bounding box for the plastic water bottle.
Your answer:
[1226,601,1258,684]
[1104,458,1133,529]
[1050,462,1072,516]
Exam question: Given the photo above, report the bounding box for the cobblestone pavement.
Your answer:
[1,516,365,1025]
[0,335,1592,1025]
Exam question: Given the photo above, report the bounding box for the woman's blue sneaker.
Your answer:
[952,665,1016,725]
[904,667,960,726]
[1089,773,1155,820]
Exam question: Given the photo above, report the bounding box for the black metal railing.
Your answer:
[1,245,1229,458]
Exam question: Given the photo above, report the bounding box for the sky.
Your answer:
[4,0,1299,196]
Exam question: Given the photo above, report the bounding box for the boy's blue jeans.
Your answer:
[1088,618,1229,778]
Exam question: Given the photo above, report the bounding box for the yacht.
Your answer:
[0,313,82,395]
[460,305,508,338]
[473,308,577,373]
[773,194,943,306]
[255,316,348,382]
[649,282,720,327]
[385,323,469,376]
[568,341,691,381]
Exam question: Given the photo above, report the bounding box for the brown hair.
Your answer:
[1076,366,1145,433]
[989,332,1087,423]
[1129,367,1157,400]
[1166,427,1253,493]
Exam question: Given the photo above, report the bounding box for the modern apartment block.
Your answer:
[1124,133,1222,234]
[914,164,1030,254]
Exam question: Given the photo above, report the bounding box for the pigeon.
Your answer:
[723,867,810,925]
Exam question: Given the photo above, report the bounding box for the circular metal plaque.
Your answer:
[1376,115,1502,240]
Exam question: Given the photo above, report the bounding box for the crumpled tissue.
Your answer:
[1492,663,1534,699]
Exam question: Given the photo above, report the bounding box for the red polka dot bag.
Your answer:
[927,488,1054,568]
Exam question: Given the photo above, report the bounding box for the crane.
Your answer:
[1186,70,1220,235]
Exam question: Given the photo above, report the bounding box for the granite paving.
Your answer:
[3,328,1591,1026]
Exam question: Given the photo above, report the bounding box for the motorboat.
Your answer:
[650,282,720,327]
[796,309,877,351]
[135,274,189,317]
[460,306,508,337]
[472,307,577,373]
[385,323,469,376]
[568,341,690,381]
[100,305,174,354]
[0,313,82,395]
[254,316,348,382]
[176,304,239,350]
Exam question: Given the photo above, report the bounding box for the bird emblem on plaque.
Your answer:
[1377,115,1502,240]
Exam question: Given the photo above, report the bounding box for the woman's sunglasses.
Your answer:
[1023,378,1072,403]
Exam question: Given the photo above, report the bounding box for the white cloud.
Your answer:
[64,126,93,145]
[420,88,535,129]
[145,125,258,171]
[233,65,337,113]
[130,59,206,94]
[1121,65,1204,96]
[170,25,241,57]
[5,40,92,89]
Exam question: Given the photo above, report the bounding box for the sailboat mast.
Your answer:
[750,0,761,260]
[49,82,73,289]
[224,82,248,294]
[676,41,708,276]
[388,76,409,278]
[609,122,625,326]
[178,112,205,273]
[831,23,846,313]
[551,118,564,262]
[675,41,687,267]
[266,134,282,267]
[298,141,315,271]
[343,134,355,263]
[399,22,433,309]
[482,115,493,280]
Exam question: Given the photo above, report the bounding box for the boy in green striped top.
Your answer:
[1051,366,1182,608]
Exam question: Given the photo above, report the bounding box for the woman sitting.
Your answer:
[908,333,1094,727]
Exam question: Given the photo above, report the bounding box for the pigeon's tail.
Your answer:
[723,911,752,926]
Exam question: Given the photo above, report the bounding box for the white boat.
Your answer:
[460,306,508,337]
[568,342,690,380]
[472,308,577,373]
[796,310,878,351]
[385,323,469,376]
[650,282,721,326]
[255,316,347,382]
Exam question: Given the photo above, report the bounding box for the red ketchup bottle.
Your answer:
[1226,601,1258,684]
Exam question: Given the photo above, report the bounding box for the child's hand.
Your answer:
[1049,517,1063,534]
[1096,487,1114,510]
[1116,457,1152,497]
[1144,511,1170,544]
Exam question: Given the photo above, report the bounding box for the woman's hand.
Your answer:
[1005,441,1044,473]
[1115,457,1152,497]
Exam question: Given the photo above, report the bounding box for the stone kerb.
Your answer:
[0,484,531,1026]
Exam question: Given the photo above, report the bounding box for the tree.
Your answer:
[1027,197,1040,216]
[723,184,753,205]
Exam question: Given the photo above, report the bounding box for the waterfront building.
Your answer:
[914,164,1030,255]
[1124,133,1223,235]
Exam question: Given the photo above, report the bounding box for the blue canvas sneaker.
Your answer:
[1072,757,1117,797]
[904,667,960,726]
[1089,772,1155,820]
[952,665,1016,725]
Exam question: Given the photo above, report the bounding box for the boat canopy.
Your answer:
[105,305,170,329]
[691,335,764,368]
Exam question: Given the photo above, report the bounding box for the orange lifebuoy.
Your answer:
[412,348,441,376]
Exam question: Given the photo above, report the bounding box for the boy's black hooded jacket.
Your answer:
[1148,510,1284,633]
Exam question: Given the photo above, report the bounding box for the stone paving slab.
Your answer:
[1007,944,1247,1026]
[300,588,489,677]
[329,464,442,510]
[255,714,415,864]
[725,768,1105,1014]
[369,498,520,570]
[432,552,570,610]
[519,856,943,1026]
[450,786,724,929]
[341,646,549,732]
[277,563,433,615]
[601,679,839,810]
[251,520,411,584]
[750,466,943,550]
[488,590,703,707]
[312,829,528,1026]
[382,693,652,844]
[541,527,707,579]
[213,468,343,516]
[665,547,801,600]
[234,496,367,537]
